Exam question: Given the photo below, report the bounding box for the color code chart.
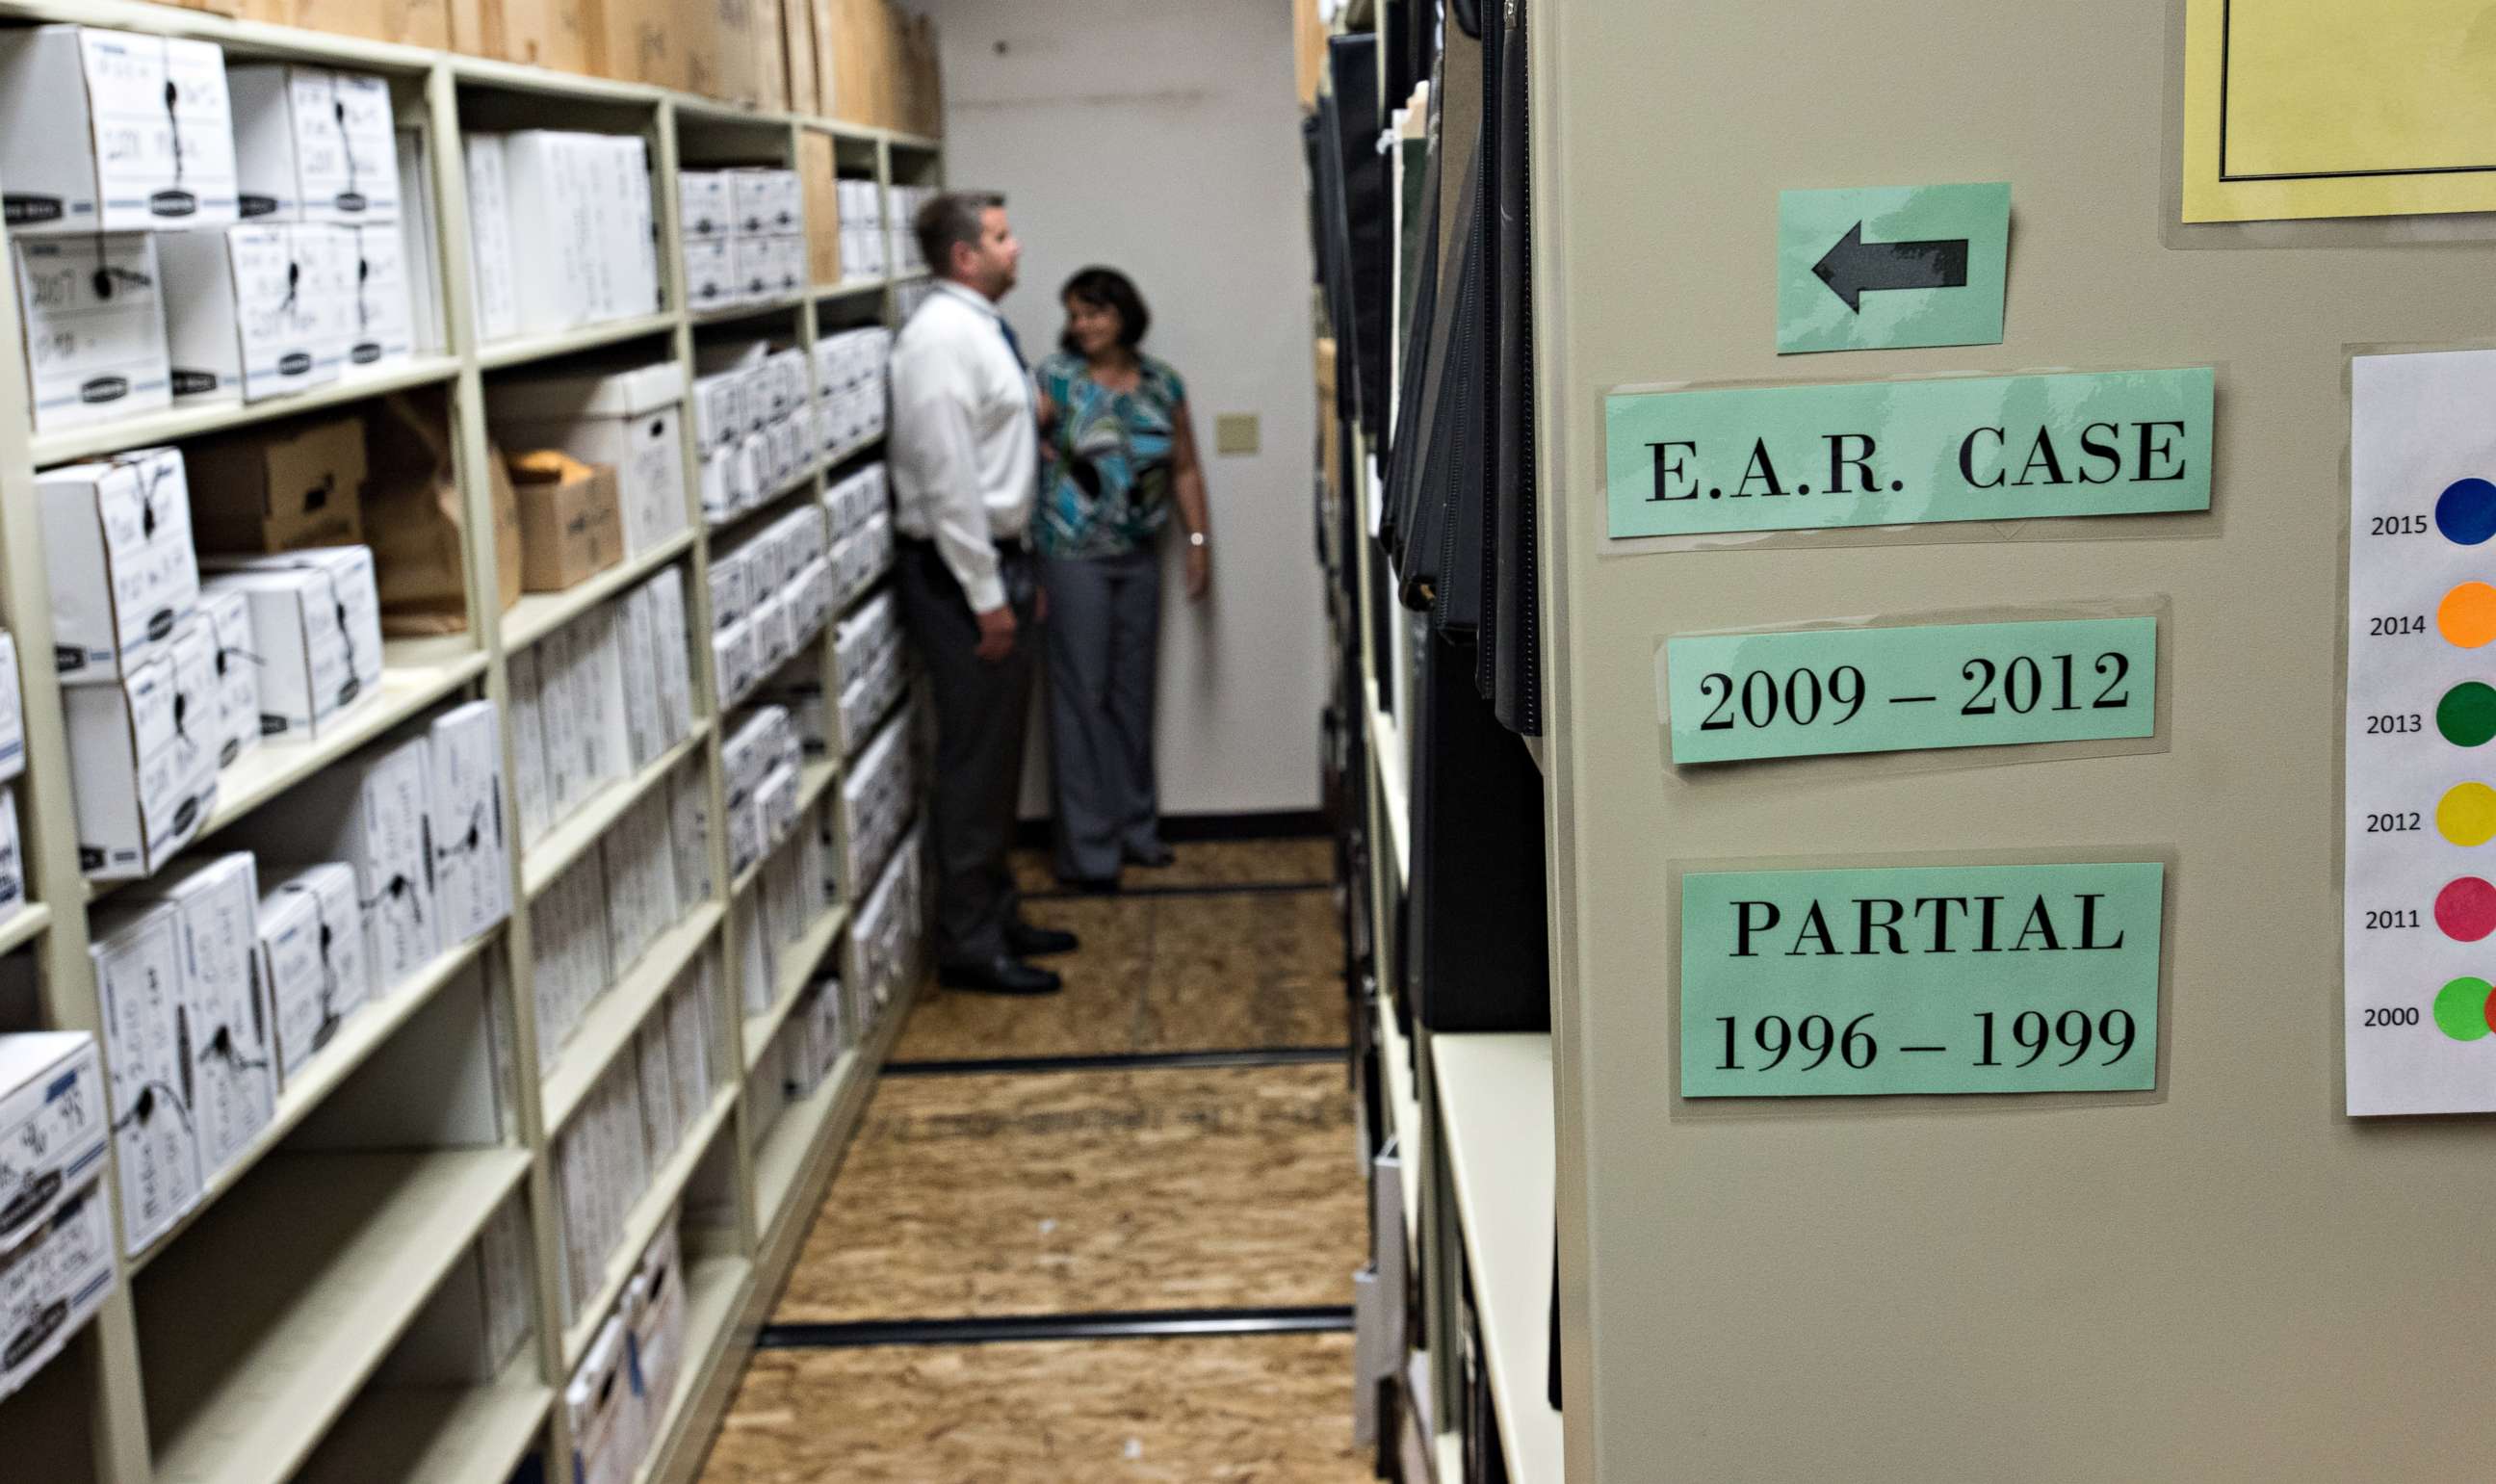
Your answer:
[2345,350,2496,1115]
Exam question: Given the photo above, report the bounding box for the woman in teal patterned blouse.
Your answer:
[1032,267,1213,890]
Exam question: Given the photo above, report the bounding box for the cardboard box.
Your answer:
[463,133,518,342]
[64,622,220,881]
[629,1222,688,1411]
[346,223,415,371]
[158,224,342,404]
[131,854,271,1184]
[731,169,802,237]
[509,646,551,846]
[227,66,403,224]
[201,545,384,739]
[679,171,734,242]
[0,1034,110,1260]
[87,904,200,1251]
[509,451,623,592]
[428,700,510,947]
[635,1020,679,1169]
[613,588,666,770]
[0,790,21,923]
[494,363,689,560]
[566,1310,641,1484]
[195,595,263,773]
[12,234,173,433]
[0,635,24,784]
[280,0,452,52]
[732,234,806,301]
[236,734,438,993]
[684,238,737,312]
[645,570,695,737]
[0,28,238,234]
[712,616,759,712]
[0,1182,117,1403]
[667,767,713,910]
[187,415,368,554]
[256,864,368,1085]
[553,608,627,792]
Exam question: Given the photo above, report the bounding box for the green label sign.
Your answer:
[1679,863,2165,1098]
[1606,368,2215,538]
[1778,182,2010,354]
[1661,615,2158,764]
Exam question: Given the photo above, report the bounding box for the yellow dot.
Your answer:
[2440,583,2496,648]
[2442,784,2496,846]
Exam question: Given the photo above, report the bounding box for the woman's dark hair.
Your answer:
[1059,266,1150,352]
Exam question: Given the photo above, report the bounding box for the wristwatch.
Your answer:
[1187,531,1209,548]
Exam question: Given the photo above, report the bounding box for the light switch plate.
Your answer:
[1214,413,1261,455]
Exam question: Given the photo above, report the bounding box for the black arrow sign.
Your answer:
[1811,221,1969,313]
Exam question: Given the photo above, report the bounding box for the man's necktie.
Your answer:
[997,316,1027,371]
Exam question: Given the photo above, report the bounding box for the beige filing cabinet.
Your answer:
[1529,0,2496,1478]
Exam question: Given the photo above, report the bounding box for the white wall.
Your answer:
[920,0,1324,821]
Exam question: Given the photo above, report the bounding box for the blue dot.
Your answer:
[2437,479,2496,545]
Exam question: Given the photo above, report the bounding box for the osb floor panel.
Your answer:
[1010,836,1336,895]
[701,1332,1370,1484]
[775,1062,1365,1321]
[893,887,1347,1062]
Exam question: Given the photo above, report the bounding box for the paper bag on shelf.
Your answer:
[362,393,522,635]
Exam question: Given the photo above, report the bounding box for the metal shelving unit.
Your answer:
[0,10,942,1480]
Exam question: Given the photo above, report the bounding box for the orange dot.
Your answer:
[2440,583,2496,648]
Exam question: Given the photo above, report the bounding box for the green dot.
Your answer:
[2433,977,2493,1041]
[2438,683,2496,746]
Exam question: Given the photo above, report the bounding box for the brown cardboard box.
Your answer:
[282,0,454,50]
[782,0,819,116]
[800,133,844,286]
[188,416,370,555]
[509,451,622,592]
[599,0,722,94]
[448,0,591,71]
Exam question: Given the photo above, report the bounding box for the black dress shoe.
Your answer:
[937,955,1063,995]
[1124,842,1177,869]
[1007,921,1080,957]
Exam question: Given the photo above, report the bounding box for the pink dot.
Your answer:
[2436,877,2496,941]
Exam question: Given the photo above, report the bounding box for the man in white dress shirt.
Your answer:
[888,192,1078,995]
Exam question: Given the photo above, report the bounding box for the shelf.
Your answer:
[32,356,462,468]
[0,900,50,957]
[753,1043,857,1232]
[1374,993,1422,1252]
[521,724,713,899]
[561,1084,737,1369]
[741,902,847,1074]
[1431,1033,1563,1484]
[450,52,664,104]
[0,0,436,67]
[131,930,501,1274]
[1366,683,1411,884]
[502,530,700,653]
[823,430,885,469]
[479,313,683,372]
[139,1147,533,1484]
[541,900,725,1132]
[91,639,485,900]
[709,464,827,535]
[815,278,888,300]
[690,296,808,328]
[627,1256,750,1484]
[729,758,839,900]
[294,1352,550,1484]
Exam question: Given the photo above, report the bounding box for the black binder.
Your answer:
[1327,35,1391,445]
